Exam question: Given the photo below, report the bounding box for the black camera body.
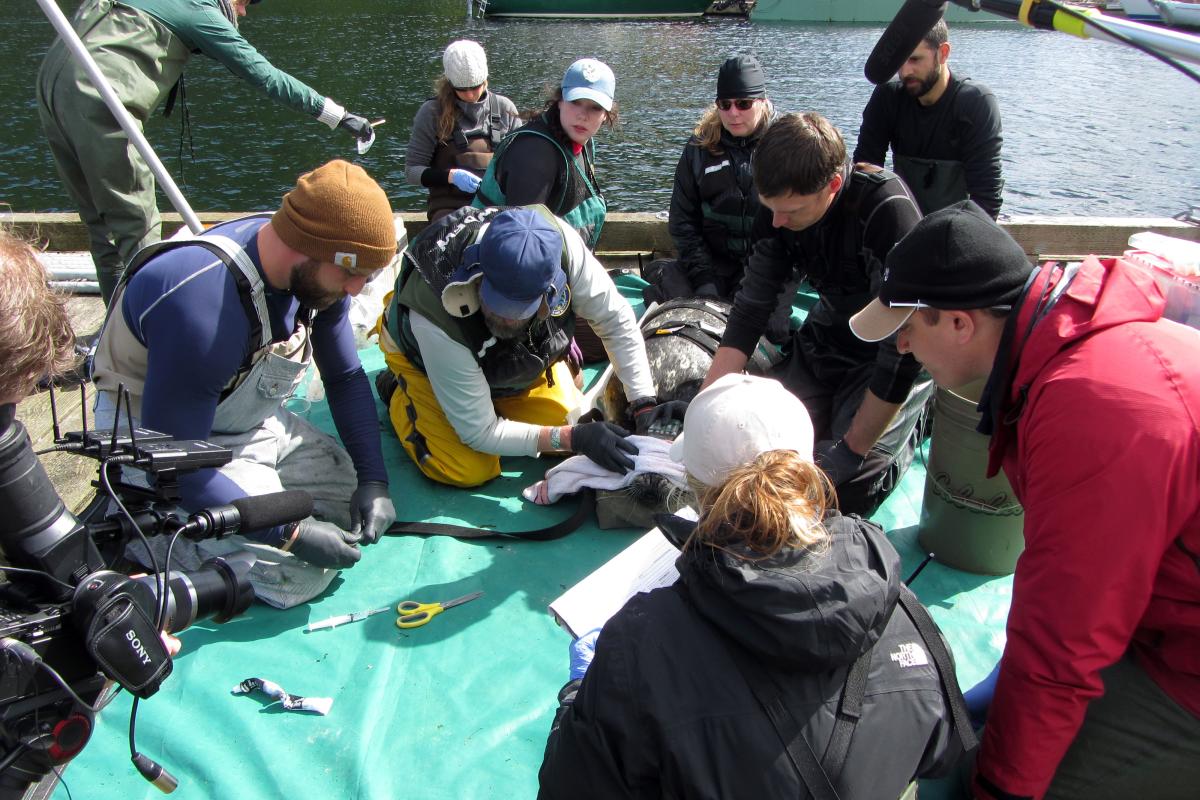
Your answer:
[0,407,265,794]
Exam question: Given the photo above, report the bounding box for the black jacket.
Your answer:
[853,73,1004,218]
[721,166,923,405]
[669,121,769,292]
[538,512,964,800]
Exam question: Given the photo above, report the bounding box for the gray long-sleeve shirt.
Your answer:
[405,92,520,187]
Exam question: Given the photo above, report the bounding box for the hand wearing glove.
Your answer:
[635,399,689,435]
[813,437,867,487]
[450,169,482,193]
[337,113,374,142]
[350,481,395,545]
[628,395,660,435]
[571,421,638,474]
[693,282,720,299]
[569,628,602,682]
[288,518,362,569]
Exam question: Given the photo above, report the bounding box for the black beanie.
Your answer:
[716,54,767,100]
[881,200,1033,310]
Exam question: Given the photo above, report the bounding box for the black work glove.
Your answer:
[693,282,720,299]
[571,421,638,474]
[629,395,659,435]
[813,438,867,487]
[350,481,395,545]
[290,518,362,569]
[337,112,373,142]
[636,399,689,436]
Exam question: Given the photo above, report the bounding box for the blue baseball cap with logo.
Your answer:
[561,58,615,111]
[449,209,567,321]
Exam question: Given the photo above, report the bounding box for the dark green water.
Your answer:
[1,0,1197,217]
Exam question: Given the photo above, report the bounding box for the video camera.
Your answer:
[0,386,312,796]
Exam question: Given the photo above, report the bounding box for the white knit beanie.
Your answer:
[443,40,488,89]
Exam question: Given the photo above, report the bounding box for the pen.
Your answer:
[305,606,390,632]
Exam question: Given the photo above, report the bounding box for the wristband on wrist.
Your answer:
[629,395,658,417]
[549,426,562,451]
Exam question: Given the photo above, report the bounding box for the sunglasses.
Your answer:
[716,98,757,111]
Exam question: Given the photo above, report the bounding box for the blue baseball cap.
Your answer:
[450,209,567,321]
[561,58,615,111]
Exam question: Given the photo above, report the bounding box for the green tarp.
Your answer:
[55,279,1010,799]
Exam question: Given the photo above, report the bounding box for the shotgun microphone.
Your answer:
[178,490,314,540]
[865,0,949,84]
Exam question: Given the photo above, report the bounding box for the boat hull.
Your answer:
[481,0,712,17]
[1151,0,1200,28]
[1114,0,1163,21]
[752,0,1004,22]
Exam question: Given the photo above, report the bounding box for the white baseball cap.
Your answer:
[669,374,814,487]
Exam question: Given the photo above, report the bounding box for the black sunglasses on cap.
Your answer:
[716,98,757,111]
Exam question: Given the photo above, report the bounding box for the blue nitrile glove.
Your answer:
[964,661,1001,728]
[814,438,867,486]
[571,421,638,474]
[350,481,395,545]
[450,169,481,193]
[290,518,361,568]
[569,628,602,682]
[337,112,374,142]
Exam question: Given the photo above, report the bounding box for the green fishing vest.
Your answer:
[474,115,607,250]
[384,205,577,397]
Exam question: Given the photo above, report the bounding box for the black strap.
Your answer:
[384,488,594,541]
[720,639,842,800]
[821,644,873,782]
[896,588,979,752]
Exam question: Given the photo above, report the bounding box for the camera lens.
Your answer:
[133,551,256,632]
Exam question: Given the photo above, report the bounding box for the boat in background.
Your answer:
[1108,0,1163,21]
[471,0,713,18]
[751,0,1000,22]
[1150,0,1200,27]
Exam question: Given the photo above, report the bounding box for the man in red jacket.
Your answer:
[849,200,1200,800]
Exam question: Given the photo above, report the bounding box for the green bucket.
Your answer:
[918,386,1025,575]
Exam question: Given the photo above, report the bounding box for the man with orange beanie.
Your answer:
[92,159,398,608]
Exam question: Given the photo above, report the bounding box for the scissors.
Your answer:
[396,591,483,629]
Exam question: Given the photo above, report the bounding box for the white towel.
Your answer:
[523,436,687,505]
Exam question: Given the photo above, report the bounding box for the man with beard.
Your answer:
[91,160,397,608]
[375,205,658,488]
[853,20,1004,218]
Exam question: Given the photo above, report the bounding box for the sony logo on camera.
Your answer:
[125,627,154,667]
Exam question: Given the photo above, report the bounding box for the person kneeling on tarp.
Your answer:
[538,373,973,799]
[375,205,661,488]
[91,160,398,609]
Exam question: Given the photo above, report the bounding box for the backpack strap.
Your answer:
[896,588,979,752]
[820,643,874,783]
[719,634,845,800]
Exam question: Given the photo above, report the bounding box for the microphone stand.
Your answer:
[950,0,1200,68]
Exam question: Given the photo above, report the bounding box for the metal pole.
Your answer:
[35,0,204,235]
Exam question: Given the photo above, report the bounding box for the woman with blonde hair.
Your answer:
[405,40,521,221]
[644,55,782,328]
[539,373,973,799]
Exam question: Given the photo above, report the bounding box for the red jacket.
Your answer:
[975,257,1200,799]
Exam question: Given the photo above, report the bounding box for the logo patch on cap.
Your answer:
[580,62,600,81]
[336,252,358,270]
[548,284,571,317]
